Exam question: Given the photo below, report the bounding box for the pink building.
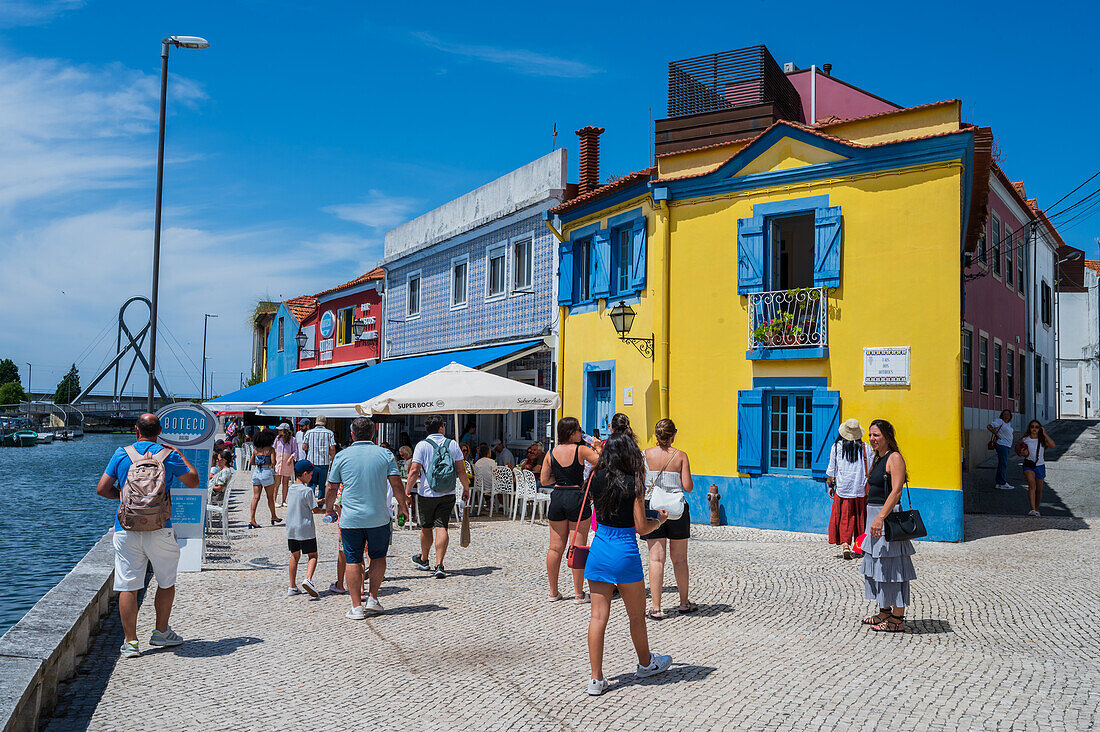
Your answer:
[785,64,900,123]
[962,166,1033,464]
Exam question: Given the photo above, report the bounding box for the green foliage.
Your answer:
[0,359,20,386]
[245,369,264,387]
[53,364,81,404]
[0,381,26,404]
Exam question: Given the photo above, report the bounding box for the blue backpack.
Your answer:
[427,438,457,493]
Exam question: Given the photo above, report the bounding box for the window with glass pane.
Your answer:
[1041,282,1052,325]
[1017,244,1025,293]
[488,250,506,298]
[575,240,592,301]
[408,276,420,317]
[337,307,354,346]
[1034,354,1042,394]
[1007,350,1014,401]
[617,228,631,295]
[979,336,989,393]
[1005,231,1014,285]
[452,261,467,306]
[994,344,1002,397]
[768,392,813,473]
[962,330,972,390]
[1019,354,1026,400]
[991,216,1001,275]
[277,317,285,351]
[512,238,532,291]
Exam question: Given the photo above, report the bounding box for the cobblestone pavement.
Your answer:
[47,473,1099,731]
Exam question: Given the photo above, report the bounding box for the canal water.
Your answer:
[0,433,130,635]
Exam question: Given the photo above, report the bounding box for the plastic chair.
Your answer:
[489,466,515,518]
[471,472,486,516]
[514,469,550,523]
[204,471,234,560]
[453,461,474,521]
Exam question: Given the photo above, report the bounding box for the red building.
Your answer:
[962,166,1032,463]
[296,268,385,369]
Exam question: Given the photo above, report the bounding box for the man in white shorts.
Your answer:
[96,414,200,658]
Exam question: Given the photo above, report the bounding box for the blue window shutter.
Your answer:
[813,206,842,288]
[557,242,573,306]
[811,390,840,479]
[737,389,764,475]
[737,215,764,294]
[592,230,611,299]
[629,217,647,291]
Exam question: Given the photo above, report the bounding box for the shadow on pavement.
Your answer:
[607,664,718,693]
[376,585,411,597]
[1044,419,1099,460]
[378,603,447,616]
[166,636,264,658]
[447,565,502,577]
[964,515,1090,540]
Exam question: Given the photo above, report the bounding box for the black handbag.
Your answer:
[884,482,926,541]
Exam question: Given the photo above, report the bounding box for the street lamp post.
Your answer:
[25,363,31,403]
[147,35,209,413]
[200,312,218,400]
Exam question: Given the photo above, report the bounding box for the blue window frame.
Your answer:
[614,226,631,296]
[559,212,647,308]
[574,238,592,302]
[768,392,813,473]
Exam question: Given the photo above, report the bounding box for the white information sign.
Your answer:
[863,347,911,386]
[623,387,634,406]
[156,402,218,571]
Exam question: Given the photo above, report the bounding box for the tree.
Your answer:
[0,381,26,404]
[245,369,264,387]
[0,359,19,386]
[53,364,80,404]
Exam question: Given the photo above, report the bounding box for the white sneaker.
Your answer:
[636,653,672,678]
[365,596,384,613]
[345,605,367,620]
[587,678,609,696]
[301,579,319,598]
[1028,509,1041,517]
[149,627,184,647]
[287,586,302,597]
[119,640,140,658]
[997,484,1015,491]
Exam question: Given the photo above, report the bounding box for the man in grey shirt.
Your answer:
[324,417,406,618]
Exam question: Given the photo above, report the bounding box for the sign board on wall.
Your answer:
[623,387,634,406]
[156,402,218,572]
[863,347,911,386]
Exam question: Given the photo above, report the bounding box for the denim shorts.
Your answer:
[341,523,392,564]
[1023,462,1047,480]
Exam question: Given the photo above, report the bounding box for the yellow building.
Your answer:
[548,101,989,541]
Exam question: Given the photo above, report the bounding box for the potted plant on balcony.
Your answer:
[753,312,804,347]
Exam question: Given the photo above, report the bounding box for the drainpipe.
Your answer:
[653,187,671,419]
[810,65,817,124]
[544,211,567,426]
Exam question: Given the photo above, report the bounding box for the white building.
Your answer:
[1056,250,1100,418]
[1026,204,1059,423]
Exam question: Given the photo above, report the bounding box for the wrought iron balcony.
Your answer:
[748,287,828,351]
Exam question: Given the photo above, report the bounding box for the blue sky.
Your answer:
[1,0,1098,398]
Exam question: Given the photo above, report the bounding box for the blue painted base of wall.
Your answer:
[685,474,963,542]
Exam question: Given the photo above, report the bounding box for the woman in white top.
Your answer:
[826,418,874,559]
[1021,419,1056,517]
[641,418,695,619]
[987,409,1015,490]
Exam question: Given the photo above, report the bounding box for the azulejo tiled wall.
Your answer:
[385,209,556,358]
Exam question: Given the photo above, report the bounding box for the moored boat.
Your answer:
[14,430,37,447]
[36,432,54,444]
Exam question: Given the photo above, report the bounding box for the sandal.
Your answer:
[547,593,564,602]
[647,608,666,620]
[871,614,906,633]
[861,609,892,625]
[678,602,698,613]
[247,522,260,530]
[842,545,853,560]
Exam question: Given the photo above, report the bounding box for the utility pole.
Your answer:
[25,363,31,402]
[201,313,217,400]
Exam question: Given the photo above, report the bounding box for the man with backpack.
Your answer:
[96,413,200,658]
[405,415,469,579]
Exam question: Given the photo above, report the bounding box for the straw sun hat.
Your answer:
[838,418,863,441]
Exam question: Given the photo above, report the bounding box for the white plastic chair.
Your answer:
[471,472,486,516]
[453,461,474,521]
[204,471,235,560]
[514,468,550,523]
[488,466,515,518]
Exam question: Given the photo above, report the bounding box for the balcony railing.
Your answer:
[748,287,828,351]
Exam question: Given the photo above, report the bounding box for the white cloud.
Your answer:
[412,32,601,79]
[0,0,83,27]
[324,189,419,229]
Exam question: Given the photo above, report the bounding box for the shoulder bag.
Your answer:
[647,449,685,520]
[566,472,595,570]
[883,480,927,542]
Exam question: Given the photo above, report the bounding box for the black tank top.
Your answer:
[589,469,637,528]
[550,445,585,489]
[866,450,894,504]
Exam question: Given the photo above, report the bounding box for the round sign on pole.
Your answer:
[156,402,218,572]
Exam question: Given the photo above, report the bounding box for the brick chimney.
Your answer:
[576,126,605,195]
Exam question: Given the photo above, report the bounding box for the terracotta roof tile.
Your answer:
[284,295,317,322]
[1084,260,1100,274]
[551,168,655,215]
[313,267,385,298]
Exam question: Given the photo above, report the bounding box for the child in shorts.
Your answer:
[286,460,325,598]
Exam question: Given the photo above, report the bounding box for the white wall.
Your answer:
[1030,225,1057,422]
[383,149,567,262]
[1057,270,1100,418]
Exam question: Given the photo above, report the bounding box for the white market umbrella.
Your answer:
[357,361,560,417]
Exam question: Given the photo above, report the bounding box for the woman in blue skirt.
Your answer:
[583,432,673,696]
